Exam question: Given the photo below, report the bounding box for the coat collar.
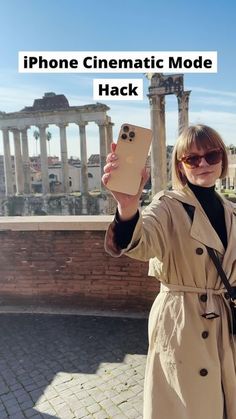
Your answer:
[155,185,236,255]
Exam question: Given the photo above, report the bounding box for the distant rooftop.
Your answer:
[21,92,70,112]
[88,154,100,165]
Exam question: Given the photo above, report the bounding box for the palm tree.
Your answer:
[33,129,40,156]
[47,131,52,156]
[228,144,236,154]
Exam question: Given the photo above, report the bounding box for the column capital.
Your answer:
[1,127,10,133]
[10,127,20,133]
[37,124,49,130]
[176,90,191,109]
[77,122,88,127]
[20,126,30,133]
[57,122,69,128]
[96,121,108,127]
[147,94,164,110]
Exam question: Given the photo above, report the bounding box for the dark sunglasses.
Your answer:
[180,149,223,169]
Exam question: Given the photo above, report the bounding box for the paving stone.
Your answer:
[23,407,42,418]
[93,412,109,419]
[87,402,102,414]
[0,313,148,419]
[75,406,90,418]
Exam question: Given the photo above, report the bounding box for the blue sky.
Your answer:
[0,0,236,159]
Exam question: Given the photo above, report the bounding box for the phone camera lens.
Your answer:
[129,131,135,138]
[123,125,129,133]
[121,133,127,140]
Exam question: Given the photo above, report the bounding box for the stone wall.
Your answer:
[0,216,159,315]
[0,194,116,216]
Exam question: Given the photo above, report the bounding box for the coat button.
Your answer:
[199,368,208,376]
[224,292,230,300]
[202,331,209,339]
[200,294,207,302]
[196,247,204,255]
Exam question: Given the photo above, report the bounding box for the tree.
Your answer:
[228,144,236,154]
[47,131,52,156]
[33,129,40,156]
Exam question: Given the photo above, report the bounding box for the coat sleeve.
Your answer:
[104,194,172,262]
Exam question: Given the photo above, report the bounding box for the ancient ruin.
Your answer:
[0,92,113,196]
[147,73,191,194]
[0,93,115,215]
[0,75,191,215]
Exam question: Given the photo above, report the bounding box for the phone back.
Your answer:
[106,123,152,195]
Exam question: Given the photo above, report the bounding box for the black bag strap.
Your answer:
[182,202,236,301]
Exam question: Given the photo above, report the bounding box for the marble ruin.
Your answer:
[147,73,191,194]
[0,74,191,214]
[0,92,113,196]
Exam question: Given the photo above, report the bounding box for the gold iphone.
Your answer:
[106,123,152,195]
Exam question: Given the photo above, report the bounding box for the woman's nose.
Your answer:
[198,156,209,166]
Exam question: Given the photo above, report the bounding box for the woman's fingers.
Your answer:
[106,142,118,163]
[103,161,119,173]
[106,152,118,164]
[102,173,111,186]
[111,142,117,153]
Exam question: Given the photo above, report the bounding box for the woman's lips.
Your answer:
[198,171,213,175]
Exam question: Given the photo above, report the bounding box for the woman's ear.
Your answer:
[178,161,187,184]
[178,161,184,173]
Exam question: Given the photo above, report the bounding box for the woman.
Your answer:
[102,124,236,419]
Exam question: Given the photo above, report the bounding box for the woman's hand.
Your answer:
[102,143,150,220]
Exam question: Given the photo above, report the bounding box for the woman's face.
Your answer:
[179,144,223,187]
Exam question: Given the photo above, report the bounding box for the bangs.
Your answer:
[176,125,222,159]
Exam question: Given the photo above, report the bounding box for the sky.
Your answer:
[0,0,236,160]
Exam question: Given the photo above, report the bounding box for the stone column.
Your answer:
[226,176,230,189]
[78,123,88,194]
[176,90,191,135]
[58,123,70,193]
[2,128,14,195]
[148,94,167,195]
[97,122,107,191]
[38,125,49,194]
[106,121,114,154]
[12,128,24,194]
[21,127,31,194]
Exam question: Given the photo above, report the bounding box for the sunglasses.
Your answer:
[180,149,223,169]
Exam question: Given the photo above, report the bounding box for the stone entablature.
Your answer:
[0,103,110,128]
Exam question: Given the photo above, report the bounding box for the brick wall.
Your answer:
[0,216,160,315]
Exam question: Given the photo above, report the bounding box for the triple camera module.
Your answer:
[121,125,135,141]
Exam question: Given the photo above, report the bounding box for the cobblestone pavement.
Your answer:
[0,314,148,419]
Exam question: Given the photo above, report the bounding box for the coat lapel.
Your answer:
[189,206,225,254]
[164,186,227,255]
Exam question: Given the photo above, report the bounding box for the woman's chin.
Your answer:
[194,179,215,187]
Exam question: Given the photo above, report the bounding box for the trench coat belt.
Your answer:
[160,283,227,317]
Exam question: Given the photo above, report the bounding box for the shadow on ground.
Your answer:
[0,313,148,418]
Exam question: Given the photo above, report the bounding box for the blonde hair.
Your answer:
[171,124,228,190]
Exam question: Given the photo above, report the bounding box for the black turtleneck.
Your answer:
[187,181,227,249]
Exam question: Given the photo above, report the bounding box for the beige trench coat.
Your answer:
[105,185,236,419]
